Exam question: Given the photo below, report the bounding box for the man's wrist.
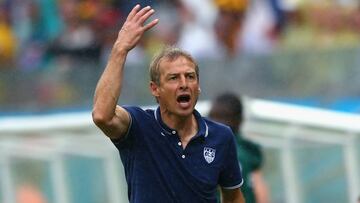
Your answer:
[111,44,129,59]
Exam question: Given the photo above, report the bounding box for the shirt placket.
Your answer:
[169,130,188,160]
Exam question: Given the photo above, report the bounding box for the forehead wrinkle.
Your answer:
[160,56,195,68]
[164,64,195,72]
[157,59,198,89]
[166,70,196,76]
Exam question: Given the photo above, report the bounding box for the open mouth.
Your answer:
[177,94,191,103]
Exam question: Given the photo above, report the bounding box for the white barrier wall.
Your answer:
[1,99,359,203]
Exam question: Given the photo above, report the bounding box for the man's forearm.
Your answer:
[221,188,245,203]
[93,48,127,122]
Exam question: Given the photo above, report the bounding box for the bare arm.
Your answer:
[221,188,245,203]
[92,5,158,139]
[252,170,270,203]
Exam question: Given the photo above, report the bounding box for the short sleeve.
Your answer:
[110,106,139,149]
[218,133,243,189]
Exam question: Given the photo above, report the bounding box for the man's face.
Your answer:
[150,56,200,117]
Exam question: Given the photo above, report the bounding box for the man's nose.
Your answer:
[179,75,188,89]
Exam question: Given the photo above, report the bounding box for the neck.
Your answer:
[160,109,198,140]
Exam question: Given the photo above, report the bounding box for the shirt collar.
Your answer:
[154,107,209,138]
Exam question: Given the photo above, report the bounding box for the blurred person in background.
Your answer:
[92,5,245,202]
[213,0,248,57]
[48,0,100,68]
[14,163,49,203]
[0,1,17,67]
[177,0,219,59]
[16,183,47,203]
[93,1,123,66]
[241,0,288,54]
[9,0,63,71]
[178,0,252,59]
[209,92,270,203]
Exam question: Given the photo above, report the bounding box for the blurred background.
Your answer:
[0,0,360,202]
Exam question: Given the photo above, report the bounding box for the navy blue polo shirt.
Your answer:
[112,106,243,203]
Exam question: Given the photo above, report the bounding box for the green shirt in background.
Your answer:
[235,133,263,203]
[217,133,263,203]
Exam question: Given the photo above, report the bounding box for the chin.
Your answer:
[176,106,195,117]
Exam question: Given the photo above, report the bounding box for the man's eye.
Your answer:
[187,74,195,79]
[169,76,177,80]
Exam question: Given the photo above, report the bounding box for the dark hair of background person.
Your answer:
[208,92,244,134]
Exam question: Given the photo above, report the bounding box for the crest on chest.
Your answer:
[203,147,216,164]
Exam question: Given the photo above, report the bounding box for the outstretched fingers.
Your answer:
[131,5,159,32]
[127,4,140,21]
[143,18,159,31]
[139,8,155,25]
[115,5,158,52]
[133,6,152,22]
[126,5,158,30]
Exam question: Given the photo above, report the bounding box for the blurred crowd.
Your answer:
[0,0,290,70]
[1,0,360,71]
[0,0,124,70]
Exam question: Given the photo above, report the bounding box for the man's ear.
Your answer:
[149,81,160,97]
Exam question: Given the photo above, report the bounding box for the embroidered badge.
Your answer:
[203,147,216,163]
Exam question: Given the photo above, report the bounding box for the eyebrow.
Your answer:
[166,71,196,76]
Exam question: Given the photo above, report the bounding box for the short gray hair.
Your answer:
[149,46,199,85]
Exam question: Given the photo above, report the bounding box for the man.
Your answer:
[92,5,245,203]
[209,93,270,203]
[213,0,248,56]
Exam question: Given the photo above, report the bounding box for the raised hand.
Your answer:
[93,6,158,141]
[114,5,159,53]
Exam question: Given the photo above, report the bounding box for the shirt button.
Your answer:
[172,130,176,134]
[178,142,182,146]
[181,155,185,159]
